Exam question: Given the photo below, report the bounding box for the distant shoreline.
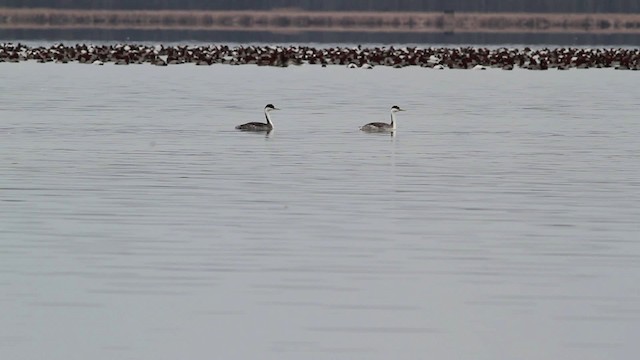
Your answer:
[2,8,640,34]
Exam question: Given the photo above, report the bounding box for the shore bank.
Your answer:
[2,8,640,34]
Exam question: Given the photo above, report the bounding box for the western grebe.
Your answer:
[235,104,280,132]
[360,106,406,132]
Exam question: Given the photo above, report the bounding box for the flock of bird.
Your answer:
[236,104,405,133]
[2,43,640,69]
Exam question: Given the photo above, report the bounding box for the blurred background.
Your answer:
[2,0,640,45]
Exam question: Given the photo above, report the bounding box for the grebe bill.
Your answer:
[360,105,406,132]
[235,104,280,132]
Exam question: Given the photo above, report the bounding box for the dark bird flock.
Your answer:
[2,43,640,70]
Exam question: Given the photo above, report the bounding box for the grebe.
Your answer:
[235,104,280,132]
[360,106,406,132]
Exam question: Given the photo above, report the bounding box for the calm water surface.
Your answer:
[1,62,639,360]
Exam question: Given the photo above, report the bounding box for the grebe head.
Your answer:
[265,104,281,112]
[391,105,406,113]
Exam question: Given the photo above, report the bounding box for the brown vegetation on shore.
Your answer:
[2,8,640,33]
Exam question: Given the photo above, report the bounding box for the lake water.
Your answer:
[1,61,639,360]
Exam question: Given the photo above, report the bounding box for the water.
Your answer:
[1,61,639,360]
[5,28,640,46]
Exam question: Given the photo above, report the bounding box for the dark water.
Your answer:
[3,29,640,46]
[1,61,639,359]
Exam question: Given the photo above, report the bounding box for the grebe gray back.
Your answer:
[235,104,280,132]
[360,106,406,132]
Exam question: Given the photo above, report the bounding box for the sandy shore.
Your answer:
[2,8,640,34]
